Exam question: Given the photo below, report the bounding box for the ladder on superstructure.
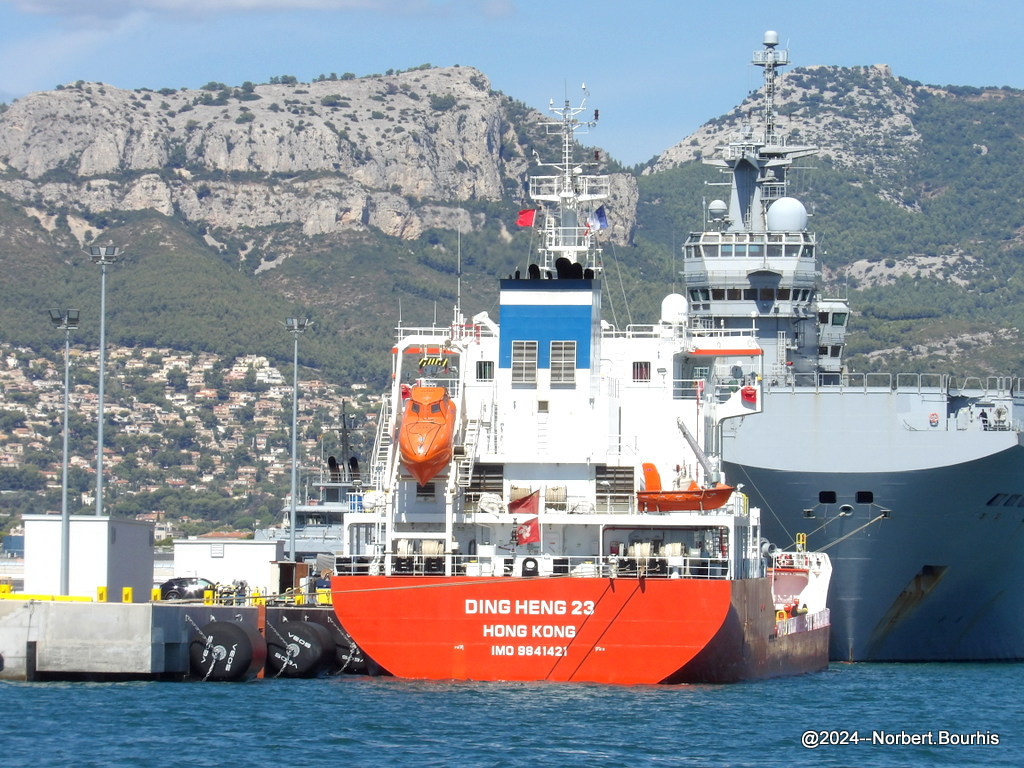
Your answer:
[454,403,488,488]
[370,396,395,491]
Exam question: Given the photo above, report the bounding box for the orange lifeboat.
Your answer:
[636,462,734,512]
[398,386,457,485]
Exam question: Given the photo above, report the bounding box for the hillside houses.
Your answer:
[0,342,375,533]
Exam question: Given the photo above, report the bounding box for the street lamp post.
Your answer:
[85,245,120,516]
[284,317,311,561]
[49,308,80,596]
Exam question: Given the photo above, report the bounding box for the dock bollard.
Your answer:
[97,586,107,602]
[122,587,134,603]
[151,587,161,602]
[203,589,214,605]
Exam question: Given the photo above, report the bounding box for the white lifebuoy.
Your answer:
[928,412,939,427]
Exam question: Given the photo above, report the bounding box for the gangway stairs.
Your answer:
[370,396,395,491]
[455,418,481,488]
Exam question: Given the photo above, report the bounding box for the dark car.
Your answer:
[159,576,217,600]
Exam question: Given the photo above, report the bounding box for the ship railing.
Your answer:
[542,226,600,253]
[947,375,1020,396]
[529,174,611,201]
[775,608,830,637]
[334,553,735,579]
[767,372,1024,396]
[394,323,497,343]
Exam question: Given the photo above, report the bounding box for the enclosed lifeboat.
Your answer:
[636,462,734,512]
[398,386,457,485]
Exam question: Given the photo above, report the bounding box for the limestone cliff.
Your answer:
[0,66,637,265]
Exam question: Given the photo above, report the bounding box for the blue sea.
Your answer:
[1,663,1020,768]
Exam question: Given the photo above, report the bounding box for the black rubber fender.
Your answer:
[307,612,370,675]
[189,621,266,682]
[265,620,334,678]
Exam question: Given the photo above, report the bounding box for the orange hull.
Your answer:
[330,575,731,684]
[398,386,456,485]
[637,483,734,512]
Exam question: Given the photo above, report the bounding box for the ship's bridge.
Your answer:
[681,230,818,317]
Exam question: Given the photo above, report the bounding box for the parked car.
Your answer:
[159,576,217,600]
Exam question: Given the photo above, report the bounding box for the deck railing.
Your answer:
[332,553,736,580]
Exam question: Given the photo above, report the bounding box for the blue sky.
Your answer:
[0,0,1020,166]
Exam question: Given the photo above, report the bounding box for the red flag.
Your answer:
[516,209,537,227]
[515,517,540,545]
[508,490,539,515]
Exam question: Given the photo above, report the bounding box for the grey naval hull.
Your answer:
[722,385,1024,662]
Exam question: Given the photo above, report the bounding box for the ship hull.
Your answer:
[724,388,1024,661]
[330,575,828,684]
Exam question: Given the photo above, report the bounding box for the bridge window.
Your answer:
[512,341,537,385]
[550,341,576,386]
[476,360,494,381]
[632,361,651,382]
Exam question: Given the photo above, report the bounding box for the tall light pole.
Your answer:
[284,317,311,561]
[85,245,120,516]
[49,308,80,596]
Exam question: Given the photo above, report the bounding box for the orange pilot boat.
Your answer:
[398,385,457,486]
[637,462,735,512]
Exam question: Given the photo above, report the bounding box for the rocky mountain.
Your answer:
[0,61,1023,381]
[0,66,636,261]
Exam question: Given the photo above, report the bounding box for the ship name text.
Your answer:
[464,599,595,616]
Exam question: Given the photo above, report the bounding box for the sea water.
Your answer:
[1,663,1020,767]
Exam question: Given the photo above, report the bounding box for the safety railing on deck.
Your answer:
[333,553,736,580]
[765,372,1024,395]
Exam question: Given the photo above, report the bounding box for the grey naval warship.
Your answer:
[681,31,1024,661]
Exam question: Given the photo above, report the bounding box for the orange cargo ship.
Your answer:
[327,81,830,685]
[331,556,830,684]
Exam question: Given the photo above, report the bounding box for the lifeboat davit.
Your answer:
[636,462,734,512]
[398,386,457,485]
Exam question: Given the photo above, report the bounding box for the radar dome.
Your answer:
[764,30,779,47]
[707,199,727,220]
[766,197,808,232]
[661,293,689,324]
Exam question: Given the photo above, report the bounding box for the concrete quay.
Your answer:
[0,599,363,682]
